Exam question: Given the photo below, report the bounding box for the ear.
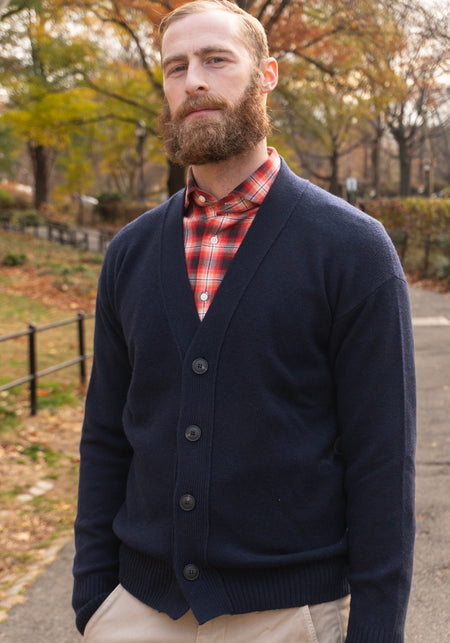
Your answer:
[259,57,278,94]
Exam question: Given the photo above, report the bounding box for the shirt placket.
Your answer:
[195,213,225,320]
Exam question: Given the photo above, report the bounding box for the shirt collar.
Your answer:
[184,147,280,214]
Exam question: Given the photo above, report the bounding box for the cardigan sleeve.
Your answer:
[330,274,416,643]
[72,250,133,635]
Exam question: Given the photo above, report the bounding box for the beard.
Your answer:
[159,73,271,166]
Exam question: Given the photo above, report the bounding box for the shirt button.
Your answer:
[179,494,196,511]
[200,291,209,302]
[211,236,218,245]
[183,564,199,581]
[185,425,202,442]
[198,195,206,204]
[192,358,208,374]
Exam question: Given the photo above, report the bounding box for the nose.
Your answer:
[185,60,209,94]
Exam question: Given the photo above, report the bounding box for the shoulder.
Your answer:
[276,160,384,236]
[111,189,185,248]
[274,160,406,312]
[97,189,185,293]
[101,189,185,265]
[276,159,399,268]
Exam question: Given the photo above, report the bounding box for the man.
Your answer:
[73,1,416,641]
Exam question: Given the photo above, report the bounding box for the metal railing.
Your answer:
[0,312,94,415]
[0,216,115,253]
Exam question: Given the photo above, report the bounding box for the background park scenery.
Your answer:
[0,0,449,624]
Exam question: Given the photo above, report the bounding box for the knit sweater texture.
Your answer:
[73,160,416,642]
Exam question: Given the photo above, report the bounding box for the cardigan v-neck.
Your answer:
[160,160,308,357]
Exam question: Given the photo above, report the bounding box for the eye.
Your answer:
[166,62,187,76]
[207,56,226,65]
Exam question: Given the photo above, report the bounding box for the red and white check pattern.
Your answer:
[184,148,281,320]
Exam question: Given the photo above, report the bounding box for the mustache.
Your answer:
[172,94,233,122]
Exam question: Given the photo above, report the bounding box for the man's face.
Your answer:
[160,10,270,166]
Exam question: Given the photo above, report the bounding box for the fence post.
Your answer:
[28,323,37,415]
[77,312,87,386]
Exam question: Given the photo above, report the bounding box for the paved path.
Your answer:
[406,286,450,642]
[0,285,448,642]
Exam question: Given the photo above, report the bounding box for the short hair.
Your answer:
[158,0,269,66]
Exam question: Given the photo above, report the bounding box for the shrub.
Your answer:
[0,186,14,209]
[363,198,450,236]
[95,191,125,223]
[362,198,450,284]
[2,252,27,266]
[114,201,148,224]
[16,209,44,227]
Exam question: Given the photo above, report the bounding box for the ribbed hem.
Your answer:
[219,557,350,618]
[119,545,350,625]
[119,545,189,619]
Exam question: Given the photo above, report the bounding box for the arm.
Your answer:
[330,276,416,643]
[72,258,133,635]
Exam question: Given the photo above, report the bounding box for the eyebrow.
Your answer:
[162,46,237,71]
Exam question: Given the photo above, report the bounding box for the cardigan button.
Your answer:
[185,425,202,442]
[179,494,196,511]
[183,564,199,581]
[192,358,208,374]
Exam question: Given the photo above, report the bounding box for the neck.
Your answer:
[190,140,269,200]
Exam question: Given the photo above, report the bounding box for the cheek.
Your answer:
[163,89,181,115]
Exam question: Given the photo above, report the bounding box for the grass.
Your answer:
[0,229,100,414]
[0,486,26,503]
[0,229,101,314]
[0,230,101,614]
[0,229,103,274]
[19,443,63,466]
[401,236,450,286]
[0,291,53,332]
[0,388,23,433]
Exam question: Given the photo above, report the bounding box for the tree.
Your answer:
[381,0,450,195]
[274,71,368,195]
[265,0,449,197]
[267,0,397,195]
[78,58,167,199]
[0,0,100,207]
[58,0,187,195]
[0,121,20,177]
[2,0,448,203]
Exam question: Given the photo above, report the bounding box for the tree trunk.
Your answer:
[27,142,50,209]
[371,118,383,197]
[398,138,411,197]
[167,159,186,196]
[328,148,340,196]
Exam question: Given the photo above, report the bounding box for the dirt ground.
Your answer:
[0,249,94,620]
[0,265,97,316]
[0,403,83,619]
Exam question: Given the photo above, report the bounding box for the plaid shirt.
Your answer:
[184,147,281,320]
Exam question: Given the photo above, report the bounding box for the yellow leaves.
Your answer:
[4,86,99,149]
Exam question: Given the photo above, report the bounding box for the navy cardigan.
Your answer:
[73,160,416,642]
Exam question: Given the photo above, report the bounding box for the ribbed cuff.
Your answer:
[75,593,110,635]
[346,618,404,642]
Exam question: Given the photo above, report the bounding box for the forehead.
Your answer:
[161,10,249,60]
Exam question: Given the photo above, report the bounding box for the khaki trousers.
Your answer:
[84,584,350,643]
